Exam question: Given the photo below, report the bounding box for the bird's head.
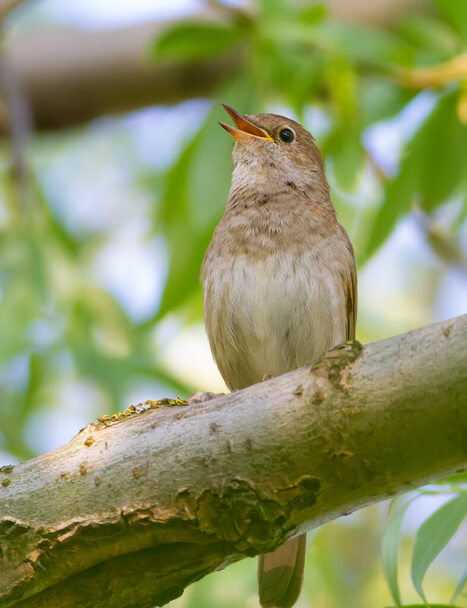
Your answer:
[219,104,326,191]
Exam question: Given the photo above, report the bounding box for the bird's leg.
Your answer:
[188,390,224,404]
[262,373,276,381]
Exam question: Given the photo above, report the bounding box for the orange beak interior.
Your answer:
[219,104,273,142]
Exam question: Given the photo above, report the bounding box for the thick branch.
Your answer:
[0,0,431,133]
[0,315,466,608]
[0,17,241,133]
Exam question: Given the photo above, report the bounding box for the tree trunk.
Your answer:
[0,314,466,608]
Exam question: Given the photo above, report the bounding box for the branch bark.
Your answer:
[1,315,466,608]
[0,0,431,133]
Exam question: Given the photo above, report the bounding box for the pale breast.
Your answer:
[202,241,350,390]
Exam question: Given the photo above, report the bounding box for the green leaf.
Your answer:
[451,566,467,605]
[328,123,365,191]
[416,93,467,212]
[382,495,418,607]
[364,91,467,261]
[397,16,462,59]
[256,0,287,18]
[360,77,414,126]
[411,493,467,603]
[315,22,415,68]
[152,22,243,61]
[434,0,467,43]
[298,4,327,25]
[364,155,416,261]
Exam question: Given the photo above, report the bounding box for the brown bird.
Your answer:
[201,105,357,607]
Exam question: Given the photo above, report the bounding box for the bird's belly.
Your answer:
[204,251,347,390]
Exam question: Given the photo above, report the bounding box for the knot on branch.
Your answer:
[311,340,363,391]
[177,475,321,556]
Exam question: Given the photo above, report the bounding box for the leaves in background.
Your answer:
[324,54,365,191]
[360,77,414,127]
[434,0,467,43]
[417,93,467,211]
[382,495,417,607]
[411,493,467,603]
[314,22,416,69]
[152,21,244,61]
[451,566,467,605]
[364,91,467,260]
[155,89,256,321]
[397,16,463,60]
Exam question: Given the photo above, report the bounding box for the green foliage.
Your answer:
[382,496,418,607]
[152,21,244,60]
[434,0,467,43]
[411,493,467,603]
[382,489,467,608]
[364,91,467,260]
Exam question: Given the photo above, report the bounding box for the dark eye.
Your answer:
[279,128,294,143]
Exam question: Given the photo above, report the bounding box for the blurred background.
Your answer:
[0,0,466,606]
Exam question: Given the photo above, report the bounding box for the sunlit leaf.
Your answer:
[382,495,418,607]
[411,493,467,603]
[298,4,327,25]
[152,22,243,61]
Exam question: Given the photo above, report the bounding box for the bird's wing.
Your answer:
[345,260,358,342]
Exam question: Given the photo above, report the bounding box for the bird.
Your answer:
[200,104,357,608]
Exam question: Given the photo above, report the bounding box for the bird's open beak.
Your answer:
[219,104,273,142]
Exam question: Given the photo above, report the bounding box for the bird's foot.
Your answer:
[262,373,276,382]
[188,390,223,404]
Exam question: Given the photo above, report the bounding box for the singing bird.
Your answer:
[201,105,357,608]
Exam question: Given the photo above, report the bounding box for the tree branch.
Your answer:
[1,315,466,608]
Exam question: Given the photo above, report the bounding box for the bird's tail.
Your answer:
[257,534,306,608]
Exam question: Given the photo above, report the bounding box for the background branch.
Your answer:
[0,314,466,608]
[0,0,431,133]
[0,0,29,21]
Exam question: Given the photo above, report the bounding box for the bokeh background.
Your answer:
[0,0,466,606]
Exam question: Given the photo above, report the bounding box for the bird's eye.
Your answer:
[279,128,294,143]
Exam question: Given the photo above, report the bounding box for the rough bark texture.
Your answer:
[0,0,431,133]
[0,315,466,608]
